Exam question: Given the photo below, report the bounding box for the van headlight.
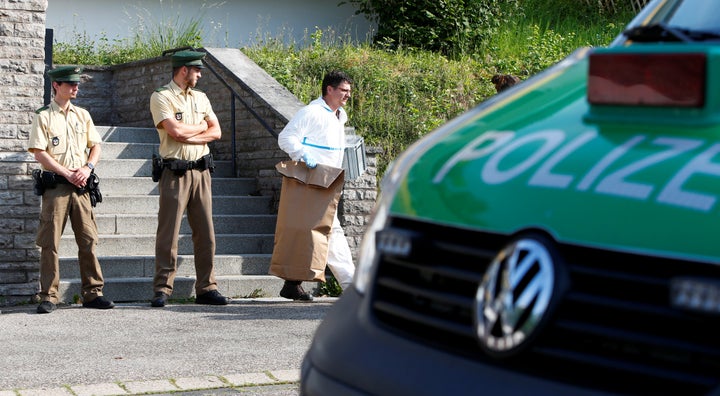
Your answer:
[353,150,412,294]
[353,192,389,294]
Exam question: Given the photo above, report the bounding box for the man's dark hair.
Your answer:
[51,80,78,95]
[322,70,353,96]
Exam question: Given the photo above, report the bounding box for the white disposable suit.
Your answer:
[277,97,355,289]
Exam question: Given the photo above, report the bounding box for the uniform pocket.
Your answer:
[74,122,88,148]
[36,210,57,247]
[47,132,67,155]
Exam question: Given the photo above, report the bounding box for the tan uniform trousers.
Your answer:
[37,184,104,304]
[154,168,217,296]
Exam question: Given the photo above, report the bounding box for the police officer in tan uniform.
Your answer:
[28,66,115,314]
[148,50,230,307]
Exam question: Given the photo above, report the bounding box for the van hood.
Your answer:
[390,46,720,263]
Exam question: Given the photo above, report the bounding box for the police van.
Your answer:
[301,0,720,394]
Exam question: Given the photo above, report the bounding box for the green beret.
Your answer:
[48,66,82,82]
[171,50,206,68]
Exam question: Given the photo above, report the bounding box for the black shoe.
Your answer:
[82,296,115,309]
[195,290,230,305]
[151,291,169,307]
[37,301,56,314]
[280,281,314,301]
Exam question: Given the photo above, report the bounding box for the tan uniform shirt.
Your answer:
[28,101,101,169]
[149,80,216,161]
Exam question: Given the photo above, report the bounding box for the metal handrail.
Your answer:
[162,46,278,177]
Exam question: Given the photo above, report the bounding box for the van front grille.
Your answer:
[370,216,720,395]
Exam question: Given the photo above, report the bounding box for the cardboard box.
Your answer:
[269,161,345,282]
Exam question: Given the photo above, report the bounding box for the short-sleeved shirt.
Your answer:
[149,80,216,161]
[28,101,101,170]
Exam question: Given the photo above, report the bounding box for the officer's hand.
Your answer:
[302,153,317,169]
[67,167,88,188]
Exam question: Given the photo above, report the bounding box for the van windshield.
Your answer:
[614,0,720,45]
[663,0,720,32]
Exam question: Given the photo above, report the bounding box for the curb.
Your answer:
[0,369,300,396]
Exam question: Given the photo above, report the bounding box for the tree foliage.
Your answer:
[343,0,521,57]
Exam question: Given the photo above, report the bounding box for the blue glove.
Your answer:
[302,153,317,169]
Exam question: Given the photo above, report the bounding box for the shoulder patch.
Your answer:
[155,87,169,92]
[34,105,49,114]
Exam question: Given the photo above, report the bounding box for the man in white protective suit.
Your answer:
[276,70,356,301]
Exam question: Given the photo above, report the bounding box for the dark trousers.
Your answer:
[36,185,104,303]
[153,168,217,296]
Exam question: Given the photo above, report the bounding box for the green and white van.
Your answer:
[302,1,720,394]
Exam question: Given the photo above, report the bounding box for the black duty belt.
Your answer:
[153,153,215,180]
[162,158,210,171]
[37,171,72,185]
[32,170,103,207]
[53,174,73,184]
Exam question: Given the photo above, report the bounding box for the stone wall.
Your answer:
[0,0,48,304]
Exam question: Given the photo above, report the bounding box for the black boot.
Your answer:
[280,280,314,301]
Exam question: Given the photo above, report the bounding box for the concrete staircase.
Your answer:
[57,126,284,303]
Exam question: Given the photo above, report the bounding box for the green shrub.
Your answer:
[316,277,343,297]
[53,31,149,65]
[344,0,521,57]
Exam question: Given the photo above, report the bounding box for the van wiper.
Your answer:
[624,23,720,43]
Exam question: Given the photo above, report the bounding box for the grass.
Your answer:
[242,289,267,298]
[52,1,636,179]
[316,277,342,297]
[241,19,630,176]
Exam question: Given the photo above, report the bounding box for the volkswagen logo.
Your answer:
[474,237,556,356]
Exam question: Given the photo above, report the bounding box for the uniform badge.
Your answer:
[51,137,60,146]
[175,112,183,121]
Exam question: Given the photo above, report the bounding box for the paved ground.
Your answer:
[0,297,337,396]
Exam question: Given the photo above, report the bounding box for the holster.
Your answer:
[152,154,163,182]
[41,170,58,189]
[199,153,215,173]
[75,172,102,207]
[87,172,102,207]
[32,169,45,196]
